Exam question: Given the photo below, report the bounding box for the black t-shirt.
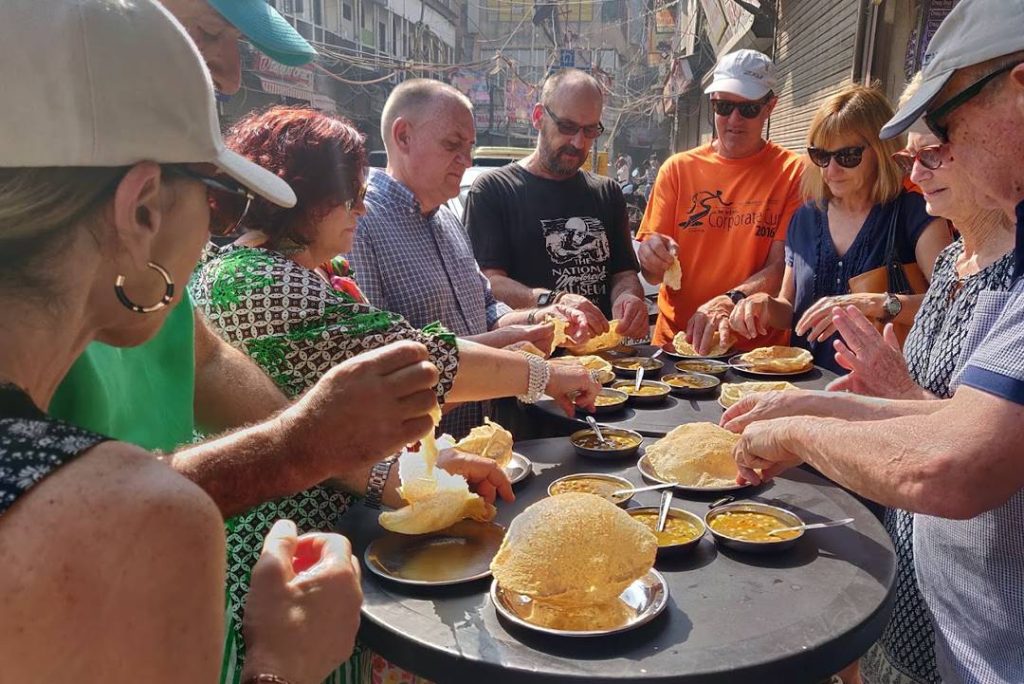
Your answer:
[465,163,639,316]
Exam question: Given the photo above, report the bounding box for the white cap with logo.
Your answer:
[704,49,778,101]
[881,0,1024,140]
[0,0,296,208]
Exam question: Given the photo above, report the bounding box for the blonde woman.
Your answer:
[728,84,950,372]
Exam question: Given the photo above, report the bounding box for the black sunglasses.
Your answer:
[344,183,367,211]
[543,105,604,139]
[164,165,254,236]
[891,144,949,174]
[924,62,1018,143]
[711,95,771,119]
[807,146,866,169]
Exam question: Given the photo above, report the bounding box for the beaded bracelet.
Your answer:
[516,350,550,404]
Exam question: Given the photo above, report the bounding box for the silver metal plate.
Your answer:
[364,520,505,586]
[504,451,533,486]
[491,568,669,637]
[637,453,749,493]
[660,343,734,360]
[727,354,814,378]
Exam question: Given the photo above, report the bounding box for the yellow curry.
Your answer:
[594,394,627,407]
[664,375,714,389]
[615,359,659,370]
[709,511,800,542]
[614,383,667,397]
[573,432,640,450]
[550,478,629,503]
[631,512,702,546]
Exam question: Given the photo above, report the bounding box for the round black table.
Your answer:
[337,438,895,684]
[528,346,839,437]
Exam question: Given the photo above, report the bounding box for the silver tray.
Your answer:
[659,343,734,361]
[727,353,814,378]
[364,520,505,586]
[637,453,749,493]
[504,451,533,486]
[490,568,669,637]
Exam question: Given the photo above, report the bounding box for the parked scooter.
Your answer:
[621,169,648,234]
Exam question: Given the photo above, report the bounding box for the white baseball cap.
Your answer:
[0,0,295,208]
[881,0,1024,139]
[705,49,778,101]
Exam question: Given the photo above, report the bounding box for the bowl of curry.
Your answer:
[569,426,643,459]
[673,359,729,377]
[704,502,804,553]
[627,506,706,556]
[612,356,665,378]
[610,380,672,406]
[584,388,629,415]
[547,473,635,507]
[660,372,721,398]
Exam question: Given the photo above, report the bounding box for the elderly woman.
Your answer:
[190,105,600,683]
[0,1,363,682]
[729,84,950,372]
[723,75,1016,684]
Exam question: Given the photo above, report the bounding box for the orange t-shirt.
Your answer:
[638,141,805,349]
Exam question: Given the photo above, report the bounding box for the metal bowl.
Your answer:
[673,358,729,377]
[583,388,628,415]
[704,501,805,553]
[660,372,721,398]
[627,506,706,557]
[595,344,638,360]
[547,472,635,507]
[611,380,672,406]
[595,368,616,386]
[569,426,643,459]
[612,356,665,378]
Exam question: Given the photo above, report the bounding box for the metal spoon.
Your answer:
[650,348,664,361]
[634,365,645,392]
[656,489,674,532]
[611,482,677,497]
[769,517,855,536]
[584,415,610,446]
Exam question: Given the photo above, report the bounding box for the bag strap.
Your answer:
[883,198,913,294]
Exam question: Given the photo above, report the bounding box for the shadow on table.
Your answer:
[493,600,691,661]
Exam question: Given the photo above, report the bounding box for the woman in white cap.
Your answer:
[0,1,360,682]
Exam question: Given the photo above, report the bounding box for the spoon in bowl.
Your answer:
[769,517,855,536]
[656,489,674,532]
[584,415,611,447]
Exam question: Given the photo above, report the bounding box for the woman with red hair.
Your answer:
[191,106,599,683]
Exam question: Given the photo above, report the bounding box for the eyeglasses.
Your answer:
[891,144,949,174]
[807,146,866,169]
[711,95,771,119]
[924,62,1018,143]
[164,165,254,236]
[543,105,604,139]
[344,183,367,212]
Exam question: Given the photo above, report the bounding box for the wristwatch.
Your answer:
[882,293,902,321]
[537,290,561,307]
[724,289,747,305]
[363,454,398,509]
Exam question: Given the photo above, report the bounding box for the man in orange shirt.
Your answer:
[637,50,804,354]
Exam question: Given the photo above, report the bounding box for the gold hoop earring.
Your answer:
[114,262,175,314]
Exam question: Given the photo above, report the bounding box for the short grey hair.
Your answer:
[380,79,472,151]
[540,68,603,107]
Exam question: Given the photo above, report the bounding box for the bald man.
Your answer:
[465,68,648,341]
[349,78,589,438]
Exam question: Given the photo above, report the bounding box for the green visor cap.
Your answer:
[207,0,316,66]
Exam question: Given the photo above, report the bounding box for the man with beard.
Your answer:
[637,50,804,355]
[465,69,649,341]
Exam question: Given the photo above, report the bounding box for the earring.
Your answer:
[114,262,175,314]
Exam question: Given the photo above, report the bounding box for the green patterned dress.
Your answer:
[191,244,459,684]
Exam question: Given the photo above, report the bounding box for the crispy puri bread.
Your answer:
[490,493,657,606]
[505,340,548,357]
[524,598,633,631]
[550,354,613,374]
[739,346,813,373]
[663,256,682,291]
[645,422,740,488]
[454,418,514,468]
[378,449,496,534]
[672,330,732,357]
[545,316,570,348]
[719,381,798,409]
[566,320,623,355]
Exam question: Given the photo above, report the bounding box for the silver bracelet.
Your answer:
[516,350,551,404]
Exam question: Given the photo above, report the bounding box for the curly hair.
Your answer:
[217,106,367,247]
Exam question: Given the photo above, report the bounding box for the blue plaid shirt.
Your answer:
[348,170,512,437]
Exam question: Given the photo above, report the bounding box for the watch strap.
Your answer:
[363,454,399,509]
[724,289,746,305]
